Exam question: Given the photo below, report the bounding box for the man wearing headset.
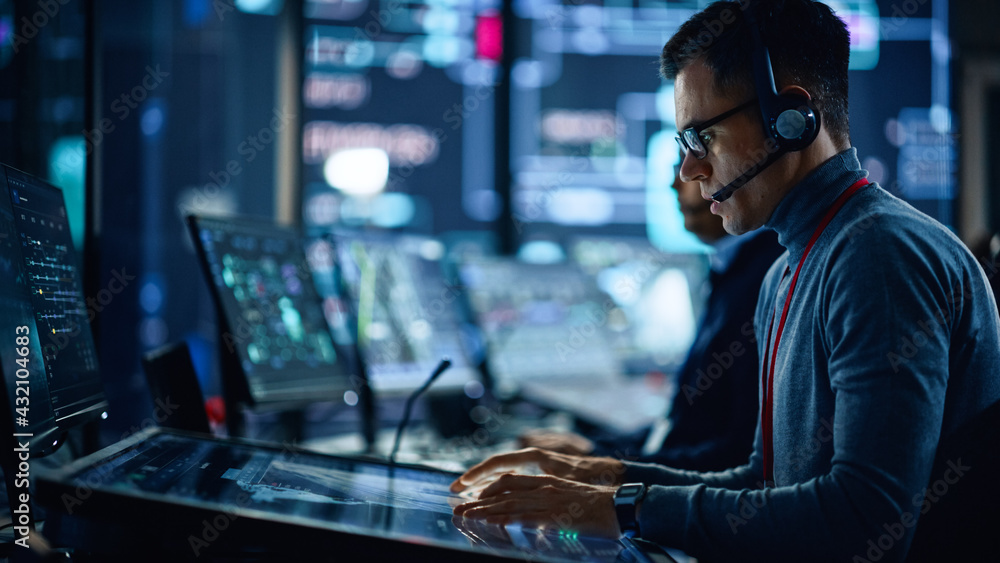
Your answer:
[451,1,1000,561]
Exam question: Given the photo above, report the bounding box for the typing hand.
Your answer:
[449,447,625,493]
[518,430,596,456]
[452,473,620,539]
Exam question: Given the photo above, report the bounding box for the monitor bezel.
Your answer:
[185,214,360,409]
[0,163,109,455]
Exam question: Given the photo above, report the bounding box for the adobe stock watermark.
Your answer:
[218,257,308,355]
[540,0,583,29]
[878,0,931,38]
[59,457,118,517]
[551,251,669,362]
[885,286,970,373]
[441,79,496,134]
[117,396,181,441]
[853,457,970,562]
[187,441,307,556]
[665,0,750,68]
[212,0,242,21]
[384,77,497,192]
[8,0,71,54]
[725,479,771,534]
[42,268,136,360]
[510,138,613,234]
[787,417,834,473]
[187,490,253,556]
[439,404,513,463]
[680,321,757,405]
[340,273,464,380]
[54,64,171,178]
[549,453,634,532]
[979,251,999,285]
[351,0,404,42]
[842,202,886,242]
[59,395,181,516]
[180,107,294,215]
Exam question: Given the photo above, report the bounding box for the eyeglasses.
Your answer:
[675,99,757,160]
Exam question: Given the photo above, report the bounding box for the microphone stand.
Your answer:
[388,358,452,466]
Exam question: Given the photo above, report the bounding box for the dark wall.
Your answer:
[94,0,283,442]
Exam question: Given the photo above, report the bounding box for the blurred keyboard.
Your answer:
[301,411,575,473]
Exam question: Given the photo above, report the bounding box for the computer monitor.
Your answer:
[0,164,108,455]
[564,236,709,376]
[457,257,623,397]
[300,0,502,233]
[324,230,480,396]
[186,215,358,408]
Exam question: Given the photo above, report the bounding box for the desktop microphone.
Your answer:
[388,357,452,466]
[711,147,786,202]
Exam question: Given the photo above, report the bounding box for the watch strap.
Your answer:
[614,483,647,536]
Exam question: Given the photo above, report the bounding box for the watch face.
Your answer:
[617,484,643,499]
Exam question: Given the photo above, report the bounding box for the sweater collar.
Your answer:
[764,148,868,263]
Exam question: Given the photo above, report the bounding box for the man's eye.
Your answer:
[699,132,713,147]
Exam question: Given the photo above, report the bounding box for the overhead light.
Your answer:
[323,147,390,196]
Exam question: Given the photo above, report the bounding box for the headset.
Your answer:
[747,6,820,152]
[710,3,821,202]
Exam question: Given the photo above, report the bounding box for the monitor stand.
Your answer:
[425,392,479,439]
[217,332,376,452]
[354,359,377,454]
[218,337,306,443]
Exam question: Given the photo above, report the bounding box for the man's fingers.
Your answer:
[457,501,577,534]
[454,495,551,519]
[483,511,555,529]
[452,513,511,543]
[449,448,545,492]
[477,474,561,499]
[449,456,512,492]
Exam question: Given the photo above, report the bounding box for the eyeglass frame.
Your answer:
[675,99,758,160]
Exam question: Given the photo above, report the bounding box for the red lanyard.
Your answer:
[760,177,869,487]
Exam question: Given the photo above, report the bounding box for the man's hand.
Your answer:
[449,447,626,493]
[452,474,621,539]
[518,430,596,456]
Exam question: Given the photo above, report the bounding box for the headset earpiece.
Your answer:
[746,7,820,153]
[770,94,820,152]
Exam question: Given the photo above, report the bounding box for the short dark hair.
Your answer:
[661,0,851,146]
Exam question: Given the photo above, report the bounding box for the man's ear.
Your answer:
[778,85,812,100]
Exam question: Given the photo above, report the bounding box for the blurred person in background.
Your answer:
[520,157,784,472]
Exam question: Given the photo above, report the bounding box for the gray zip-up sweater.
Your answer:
[621,149,1000,561]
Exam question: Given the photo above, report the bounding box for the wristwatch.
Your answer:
[613,483,647,536]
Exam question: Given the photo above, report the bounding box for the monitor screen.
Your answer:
[0,164,108,453]
[300,0,503,233]
[38,429,650,562]
[187,215,357,407]
[565,236,708,376]
[458,258,623,396]
[325,230,479,395]
[507,1,690,238]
